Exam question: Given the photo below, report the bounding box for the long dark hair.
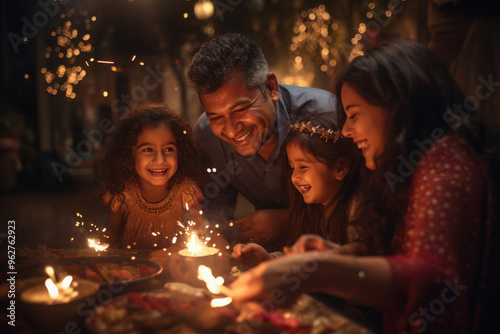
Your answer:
[99,104,202,199]
[335,38,488,253]
[280,113,362,246]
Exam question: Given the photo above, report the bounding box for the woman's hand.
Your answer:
[283,234,341,254]
[232,243,274,268]
[229,253,315,308]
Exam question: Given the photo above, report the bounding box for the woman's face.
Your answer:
[341,83,387,170]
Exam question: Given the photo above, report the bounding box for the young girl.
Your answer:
[228,39,498,334]
[99,104,204,249]
[232,113,369,267]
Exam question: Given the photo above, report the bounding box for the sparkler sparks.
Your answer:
[87,238,109,252]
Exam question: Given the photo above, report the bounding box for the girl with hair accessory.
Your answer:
[99,104,205,250]
[228,39,498,334]
[232,113,371,268]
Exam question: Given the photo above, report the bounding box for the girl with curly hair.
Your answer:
[99,104,203,249]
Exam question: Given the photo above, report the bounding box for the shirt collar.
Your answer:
[265,97,291,168]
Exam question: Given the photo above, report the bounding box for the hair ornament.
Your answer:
[289,121,341,143]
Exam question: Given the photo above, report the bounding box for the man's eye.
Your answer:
[142,148,152,152]
[348,114,358,120]
[209,116,223,122]
[164,147,175,152]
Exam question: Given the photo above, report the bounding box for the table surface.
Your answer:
[2,247,376,334]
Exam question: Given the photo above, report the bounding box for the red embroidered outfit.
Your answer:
[385,136,493,333]
[103,178,203,249]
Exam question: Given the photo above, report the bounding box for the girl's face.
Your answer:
[133,123,178,189]
[341,83,387,170]
[286,141,343,206]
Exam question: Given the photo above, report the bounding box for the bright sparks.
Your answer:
[87,238,109,251]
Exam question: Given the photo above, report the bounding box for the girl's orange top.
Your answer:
[103,178,203,249]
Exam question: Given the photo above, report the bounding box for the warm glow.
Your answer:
[180,233,218,257]
[194,0,215,20]
[44,267,77,302]
[45,278,59,300]
[88,238,109,251]
[198,265,232,308]
[211,297,232,308]
[45,266,56,282]
[97,60,114,64]
[198,265,227,294]
[61,275,73,289]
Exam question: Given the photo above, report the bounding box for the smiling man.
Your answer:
[188,33,336,248]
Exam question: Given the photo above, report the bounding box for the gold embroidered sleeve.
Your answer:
[102,191,126,213]
[180,179,204,210]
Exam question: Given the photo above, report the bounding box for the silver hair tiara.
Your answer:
[289,121,342,143]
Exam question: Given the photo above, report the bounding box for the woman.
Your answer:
[228,39,498,334]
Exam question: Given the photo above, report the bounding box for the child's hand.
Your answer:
[283,234,341,254]
[149,249,175,268]
[232,243,274,268]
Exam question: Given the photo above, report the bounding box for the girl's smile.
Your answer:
[286,141,342,206]
[133,123,178,193]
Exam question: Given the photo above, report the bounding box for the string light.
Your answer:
[42,8,95,99]
[284,5,336,86]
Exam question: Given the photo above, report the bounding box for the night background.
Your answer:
[0,0,497,247]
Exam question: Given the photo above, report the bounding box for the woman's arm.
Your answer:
[283,233,372,256]
[229,251,394,310]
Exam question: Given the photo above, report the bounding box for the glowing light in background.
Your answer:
[284,5,335,86]
[194,0,214,20]
[42,8,95,99]
[284,2,397,83]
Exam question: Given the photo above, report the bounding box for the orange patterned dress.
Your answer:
[103,178,203,249]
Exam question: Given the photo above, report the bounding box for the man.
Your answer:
[188,33,336,247]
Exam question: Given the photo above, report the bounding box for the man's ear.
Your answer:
[266,73,280,103]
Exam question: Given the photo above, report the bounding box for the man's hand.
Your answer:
[232,243,273,268]
[235,209,289,245]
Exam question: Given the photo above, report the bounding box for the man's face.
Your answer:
[200,74,280,157]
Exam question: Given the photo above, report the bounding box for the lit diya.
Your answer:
[174,232,229,287]
[19,266,99,332]
[179,232,219,257]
